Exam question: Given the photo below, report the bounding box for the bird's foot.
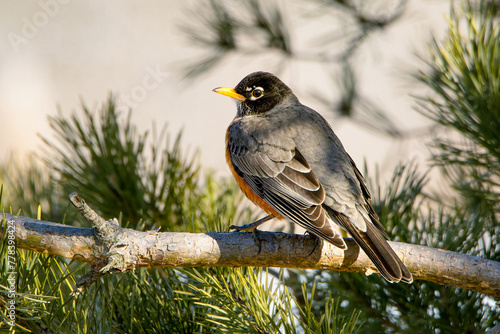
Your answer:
[303,231,321,256]
[229,215,275,254]
[228,214,274,232]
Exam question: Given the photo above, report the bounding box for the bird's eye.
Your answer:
[251,88,264,99]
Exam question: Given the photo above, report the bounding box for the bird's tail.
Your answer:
[325,208,413,283]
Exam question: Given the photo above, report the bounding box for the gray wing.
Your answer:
[228,121,346,249]
[290,108,412,282]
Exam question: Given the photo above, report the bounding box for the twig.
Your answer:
[68,192,140,295]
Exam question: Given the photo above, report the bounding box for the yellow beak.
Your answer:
[212,87,246,101]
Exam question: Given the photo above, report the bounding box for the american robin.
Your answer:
[213,71,412,283]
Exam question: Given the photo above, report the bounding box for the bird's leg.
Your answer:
[228,214,274,232]
[229,215,275,254]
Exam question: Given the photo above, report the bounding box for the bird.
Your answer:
[213,71,412,283]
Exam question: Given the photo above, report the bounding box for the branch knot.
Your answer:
[69,193,137,295]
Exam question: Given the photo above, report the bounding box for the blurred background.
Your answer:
[2,2,500,333]
[0,0,450,178]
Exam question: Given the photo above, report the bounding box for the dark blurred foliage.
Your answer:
[180,0,410,138]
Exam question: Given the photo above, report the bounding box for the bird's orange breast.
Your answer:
[225,125,283,219]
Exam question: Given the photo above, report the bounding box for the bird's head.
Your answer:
[213,71,294,116]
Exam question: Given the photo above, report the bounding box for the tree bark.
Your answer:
[2,209,499,297]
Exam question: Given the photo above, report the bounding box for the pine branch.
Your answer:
[1,193,499,298]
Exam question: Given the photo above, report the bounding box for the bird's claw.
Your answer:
[228,223,258,232]
[229,224,262,253]
[228,215,275,254]
[304,232,321,256]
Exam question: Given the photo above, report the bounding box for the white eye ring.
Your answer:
[250,87,264,100]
